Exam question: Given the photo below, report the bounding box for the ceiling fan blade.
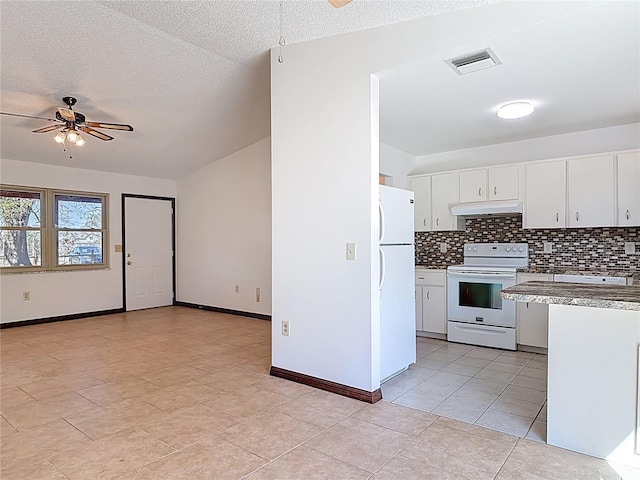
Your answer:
[86,121,133,131]
[0,111,59,122]
[57,107,76,122]
[78,126,114,141]
[32,124,64,133]
[328,0,353,7]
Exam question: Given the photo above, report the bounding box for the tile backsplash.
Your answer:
[415,216,639,273]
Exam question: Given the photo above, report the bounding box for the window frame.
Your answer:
[0,186,47,273]
[0,184,109,273]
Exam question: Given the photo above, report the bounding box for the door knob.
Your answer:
[127,261,132,265]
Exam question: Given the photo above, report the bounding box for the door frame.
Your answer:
[121,194,176,311]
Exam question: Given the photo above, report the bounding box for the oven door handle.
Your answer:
[447,271,516,280]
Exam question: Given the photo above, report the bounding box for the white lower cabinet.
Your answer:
[516,273,552,349]
[415,269,446,336]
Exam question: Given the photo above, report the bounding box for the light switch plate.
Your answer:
[346,243,356,261]
[543,242,553,254]
[114,244,123,253]
[440,243,448,253]
[625,242,636,255]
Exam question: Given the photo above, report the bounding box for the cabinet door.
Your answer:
[617,151,640,226]
[421,285,446,334]
[489,165,519,201]
[409,176,431,232]
[525,161,566,229]
[415,286,423,331]
[516,273,552,348]
[459,169,487,203]
[431,172,459,231]
[568,155,615,228]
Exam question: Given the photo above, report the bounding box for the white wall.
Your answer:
[412,123,640,175]
[380,143,416,189]
[176,138,271,316]
[0,158,176,323]
[271,1,593,392]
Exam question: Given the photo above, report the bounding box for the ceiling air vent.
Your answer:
[445,48,501,75]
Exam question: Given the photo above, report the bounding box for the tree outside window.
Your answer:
[0,186,108,272]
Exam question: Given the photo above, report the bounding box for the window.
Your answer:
[0,186,108,272]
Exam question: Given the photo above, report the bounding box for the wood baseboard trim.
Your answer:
[174,301,271,321]
[0,308,125,329]
[270,366,382,404]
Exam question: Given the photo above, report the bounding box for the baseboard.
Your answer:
[416,331,447,340]
[270,366,382,404]
[517,344,548,355]
[0,308,125,329]
[174,301,271,321]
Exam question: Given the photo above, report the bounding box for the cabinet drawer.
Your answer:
[415,270,446,285]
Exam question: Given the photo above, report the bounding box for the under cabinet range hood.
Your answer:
[450,201,523,217]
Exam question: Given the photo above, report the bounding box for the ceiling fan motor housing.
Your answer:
[62,96,77,108]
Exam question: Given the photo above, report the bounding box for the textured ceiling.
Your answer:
[0,0,495,179]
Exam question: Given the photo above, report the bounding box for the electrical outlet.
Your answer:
[543,242,553,254]
[256,287,261,302]
[440,243,448,253]
[625,242,636,255]
[282,320,290,336]
[22,291,30,301]
[235,285,239,293]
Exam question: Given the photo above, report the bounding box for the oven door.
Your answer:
[447,270,516,328]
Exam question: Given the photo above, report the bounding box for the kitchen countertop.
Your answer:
[501,280,640,311]
[516,267,636,278]
[416,265,638,281]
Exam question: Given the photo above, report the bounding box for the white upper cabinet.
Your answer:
[617,151,640,226]
[459,169,487,203]
[525,161,566,229]
[567,155,615,228]
[410,176,431,232]
[488,165,519,201]
[431,172,461,231]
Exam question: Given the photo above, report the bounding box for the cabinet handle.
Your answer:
[575,212,579,222]
[426,291,430,300]
[423,219,426,226]
[626,209,630,220]
[478,187,482,197]
[526,303,529,309]
[494,186,497,196]
[556,212,559,223]
[436,218,439,226]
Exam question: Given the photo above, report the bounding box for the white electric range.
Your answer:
[446,243,529,350]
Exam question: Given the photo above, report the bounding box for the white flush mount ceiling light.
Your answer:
[497,101,535,120]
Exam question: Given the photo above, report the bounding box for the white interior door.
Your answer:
[125,196,174,311]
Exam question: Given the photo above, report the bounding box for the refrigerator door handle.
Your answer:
[379,248,386,290]
[379,201,385,243]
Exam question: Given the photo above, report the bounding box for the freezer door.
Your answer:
[379,185,414,245]
[380,245,417,382]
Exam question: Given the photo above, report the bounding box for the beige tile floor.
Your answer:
[0,306,637,480]
[383,337,549,440]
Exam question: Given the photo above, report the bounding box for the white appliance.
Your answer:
[379,185,416,382]
[447,243,529,350]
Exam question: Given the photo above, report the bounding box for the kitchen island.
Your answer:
[502,281,640,468]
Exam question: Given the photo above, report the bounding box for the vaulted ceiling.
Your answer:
[2,1,637,179]
[0,0,495,179]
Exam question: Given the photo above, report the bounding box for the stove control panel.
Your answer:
[464,243,529,258]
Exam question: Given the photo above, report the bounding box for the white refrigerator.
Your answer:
[379,185,416,382]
